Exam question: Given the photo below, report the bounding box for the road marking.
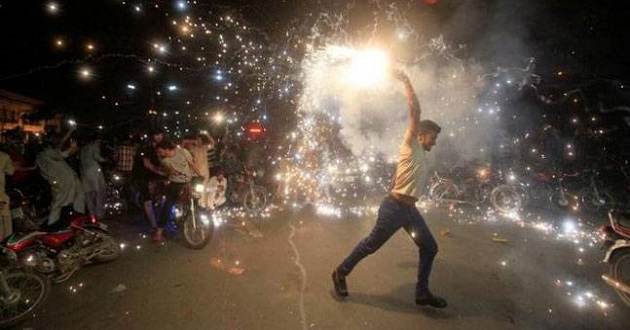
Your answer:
[288,214,308,330]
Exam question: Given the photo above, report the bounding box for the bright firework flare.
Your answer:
[326,46,392,89]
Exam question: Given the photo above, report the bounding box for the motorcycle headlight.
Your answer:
[200,213,211,226]
[22,254,38,267]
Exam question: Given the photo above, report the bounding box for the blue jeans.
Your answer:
[337,195,438,298]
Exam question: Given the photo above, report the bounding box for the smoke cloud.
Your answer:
[297,0,540,168]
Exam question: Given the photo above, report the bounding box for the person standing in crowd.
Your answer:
[221,147,244,204]
[0,150,15,239]
[113,136,136,175]
[205,167,227,209]
[154,140,201,242]
[113,136,137,205]
[79,133,108,219]
[332,70,447,308]
[194,134,210,180]
[202,134,219,177]
[182,135,209,206]
[132,129,166,241]
[36,126,85,228]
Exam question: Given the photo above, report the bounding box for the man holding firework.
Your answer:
[332,70,447,308]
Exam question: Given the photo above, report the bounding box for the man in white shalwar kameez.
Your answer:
[80,137,107,219]
[36,128,85,226]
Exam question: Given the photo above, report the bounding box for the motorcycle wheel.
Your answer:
[0,268,50,328]
[182,212,212,250]
[490,184,521,212]
[610,250,630,307]
[89,228,122,263]
[243,186,268,212]
[429,181,458,204]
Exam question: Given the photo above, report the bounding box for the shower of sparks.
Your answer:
[555,279,612,313]
[274,27,490,215]
[6,1,624,321]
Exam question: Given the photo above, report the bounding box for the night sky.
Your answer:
[0,0,629,132]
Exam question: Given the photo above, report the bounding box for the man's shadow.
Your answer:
[329,283,452,319]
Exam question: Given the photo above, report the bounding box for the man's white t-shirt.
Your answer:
[161,147,195,183]
[390,129,429,199]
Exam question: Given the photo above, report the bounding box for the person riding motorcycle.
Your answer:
[153,140,202,242]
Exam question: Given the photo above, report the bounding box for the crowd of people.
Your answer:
[0,126,248,243]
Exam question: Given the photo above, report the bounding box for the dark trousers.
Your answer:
[337,195,438,298]
[157,182,186,226]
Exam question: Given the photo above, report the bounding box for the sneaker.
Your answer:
[331,270,348,297]
[416,293,447,308]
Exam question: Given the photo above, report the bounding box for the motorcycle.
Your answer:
[600,209,630,307]
[0,256,50,328]
[429,166,504,209]
[170,176,213,249]
[225,167,268,213]
[489,170,531,213]
[1,213,121,283]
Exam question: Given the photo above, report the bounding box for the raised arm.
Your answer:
[393,70,421,137]
[56,126,76,150]
[183,149,202,177]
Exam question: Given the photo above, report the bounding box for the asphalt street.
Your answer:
[15,202,630,330]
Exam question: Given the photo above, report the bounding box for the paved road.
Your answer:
[16,202,630,330]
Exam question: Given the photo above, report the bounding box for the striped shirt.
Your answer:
[115,145,136,172]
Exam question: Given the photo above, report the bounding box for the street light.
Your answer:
[46,1,59,14]
[79,67,92,80]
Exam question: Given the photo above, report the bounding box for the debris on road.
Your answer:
[211,257,246,275]
[492,237,508,243]
[112,283,127,293]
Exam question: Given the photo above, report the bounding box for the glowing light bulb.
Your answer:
[46,2,59,14]
[79,68,92,79]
